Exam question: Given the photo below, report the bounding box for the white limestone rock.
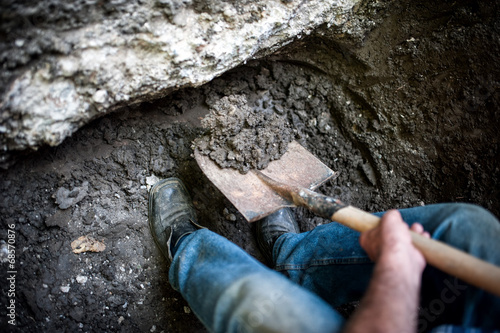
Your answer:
[0,0,361,164]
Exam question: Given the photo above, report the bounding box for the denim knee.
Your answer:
[426,203,500,262]
[432,203,498,236]
[441,203,497,223]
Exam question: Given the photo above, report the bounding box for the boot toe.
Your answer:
[148,178,198,263]
[256,207,299,265]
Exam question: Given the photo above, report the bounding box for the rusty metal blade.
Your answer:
[195,141,337,222]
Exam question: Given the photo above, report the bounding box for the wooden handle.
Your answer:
[332,205,500,297]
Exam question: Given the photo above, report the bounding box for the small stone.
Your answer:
[60,285,70,293]
[76,275,88,284]
[53,181,89,210]
[59,59,78,77]
[92,90,108,104]
[274,104,285,115]
[146,175,161,191]
[184,306,191,314]
[71,235,106,253]
[223,6,237,22]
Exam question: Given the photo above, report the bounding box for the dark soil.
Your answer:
[1,0,499,332]
[194,94,293,174]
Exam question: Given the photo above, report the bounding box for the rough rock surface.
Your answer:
[194,94,293,173]
[0,0,360,165]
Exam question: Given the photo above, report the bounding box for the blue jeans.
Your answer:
[168,203,500,332]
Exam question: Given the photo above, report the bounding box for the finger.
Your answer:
[359,230,378,261]
[422,231,431,238]
[410,223,424,234]
[382,209,403,223]
[359,230,371,250]
[381,210,408,232]
[359,231,366,247]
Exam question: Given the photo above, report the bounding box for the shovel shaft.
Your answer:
[332,205,500,298]
[257,172,500,297]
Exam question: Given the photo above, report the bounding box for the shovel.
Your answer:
[195,140,500,297]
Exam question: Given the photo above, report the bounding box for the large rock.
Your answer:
[0,0,361,164]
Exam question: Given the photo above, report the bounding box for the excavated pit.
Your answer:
[1,0,499,332]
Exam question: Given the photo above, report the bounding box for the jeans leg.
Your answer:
[273,222,373,309]
[274,203,500,330]
[169,229,344,333]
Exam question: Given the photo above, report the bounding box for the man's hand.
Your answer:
[360,210,429,283]
[344,210,430,333]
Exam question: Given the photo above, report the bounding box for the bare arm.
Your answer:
[343,210,429,333]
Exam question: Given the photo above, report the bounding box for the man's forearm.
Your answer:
[343,256,421,333]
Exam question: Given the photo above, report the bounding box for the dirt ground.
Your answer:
[1,0,499,332]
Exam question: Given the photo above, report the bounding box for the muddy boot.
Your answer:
[256,207,300,265]
[148,178,203,264]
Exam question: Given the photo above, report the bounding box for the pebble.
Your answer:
[59,58,78,77]
[146,175,160,191]
[76,275,88,284]
[92,90,108,104]
[223,208,237,222]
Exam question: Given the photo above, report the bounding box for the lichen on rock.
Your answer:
[194,94,293,174]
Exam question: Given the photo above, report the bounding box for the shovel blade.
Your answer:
[195,141,337,222]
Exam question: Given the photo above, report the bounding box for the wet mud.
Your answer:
[194,94,293,174]
[1,0,499,332]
